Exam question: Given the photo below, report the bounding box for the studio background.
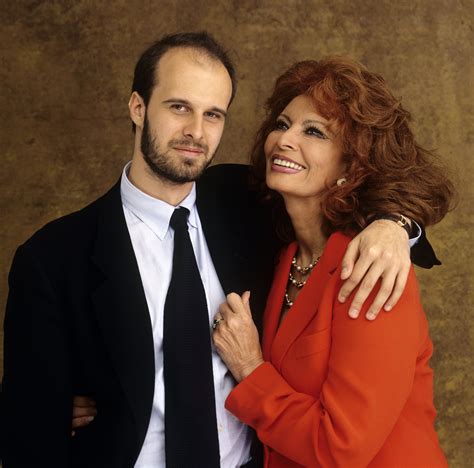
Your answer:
[1,0,472,465]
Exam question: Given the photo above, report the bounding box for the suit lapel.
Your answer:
[194,164,281,334]
[90,181,155,448]
[195,177,250,296]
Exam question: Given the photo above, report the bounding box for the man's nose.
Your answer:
[183,115,204,141]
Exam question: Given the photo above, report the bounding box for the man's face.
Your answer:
[139,48,233,184]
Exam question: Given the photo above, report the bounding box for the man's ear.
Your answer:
[129,92,146,129]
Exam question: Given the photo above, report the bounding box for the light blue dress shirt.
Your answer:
[120,163,251,468]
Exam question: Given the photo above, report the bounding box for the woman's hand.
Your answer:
[212,291,264,383]
[71,395,97,436]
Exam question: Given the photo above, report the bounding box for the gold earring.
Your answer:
[336,177,347,186]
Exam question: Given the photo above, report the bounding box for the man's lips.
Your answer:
[173,146,205,155]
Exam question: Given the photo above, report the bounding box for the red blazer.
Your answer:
[226,233,447,467]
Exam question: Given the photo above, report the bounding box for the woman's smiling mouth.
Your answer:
[271,155,306,173]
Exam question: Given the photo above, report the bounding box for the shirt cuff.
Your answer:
[409,220,421,248]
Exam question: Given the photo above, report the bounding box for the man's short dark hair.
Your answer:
[131,31,237,131]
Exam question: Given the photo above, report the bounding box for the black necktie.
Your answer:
[163,207,221,468]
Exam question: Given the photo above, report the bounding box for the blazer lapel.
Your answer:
[268,234,346,371]
[90,181,155,448]
[261,243,297,361]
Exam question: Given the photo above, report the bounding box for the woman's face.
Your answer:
[264,94,345,200]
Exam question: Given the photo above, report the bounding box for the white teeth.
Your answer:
[273,158,304,170]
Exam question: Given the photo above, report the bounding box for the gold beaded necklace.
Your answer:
[284,254,320,307]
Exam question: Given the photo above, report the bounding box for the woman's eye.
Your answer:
[274,120,288,130]
[305,126,327,139]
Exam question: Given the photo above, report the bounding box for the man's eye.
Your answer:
[205,112,221,119]
[171,104,187,112]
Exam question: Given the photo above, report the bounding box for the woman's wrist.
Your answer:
[235,357,265,382]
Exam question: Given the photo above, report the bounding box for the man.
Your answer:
[1,32,436,467]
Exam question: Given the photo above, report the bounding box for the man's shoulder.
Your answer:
[22,181,120,255]
[197,163,257,207]
[199,163,251,188]
[203,162,250,177]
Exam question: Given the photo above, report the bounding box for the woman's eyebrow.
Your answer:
[302,119,329,128]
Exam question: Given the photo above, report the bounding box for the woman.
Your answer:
[212,57,453,467]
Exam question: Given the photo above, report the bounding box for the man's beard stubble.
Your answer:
[141,116,214,184]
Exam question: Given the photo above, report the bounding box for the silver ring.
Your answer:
[212,318,224,330]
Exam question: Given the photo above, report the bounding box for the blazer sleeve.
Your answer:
[1,243,73,467]
[226,266,425,467]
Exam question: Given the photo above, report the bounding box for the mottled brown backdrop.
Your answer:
[1,0,473,465]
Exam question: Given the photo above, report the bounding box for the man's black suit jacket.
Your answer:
[0,164,438,467]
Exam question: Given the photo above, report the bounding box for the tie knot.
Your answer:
[169,207,190,231]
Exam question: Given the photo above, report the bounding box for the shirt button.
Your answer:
[218,423,223,432]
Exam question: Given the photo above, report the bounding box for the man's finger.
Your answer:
[340,237,360,281]
[384,264,410,311]
[346,260,385,318]
[72,405,98,418]
[365,269,398,320]
[71,415,95,429]
[338,251,375,304]
[73,395,97,408]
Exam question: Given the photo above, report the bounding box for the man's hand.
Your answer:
[71,395,97,436]
[338,220,411,320]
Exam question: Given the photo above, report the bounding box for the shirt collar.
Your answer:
[120,161,198,240]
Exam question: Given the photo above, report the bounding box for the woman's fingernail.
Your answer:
[366,312,376,320]
[384,304,392,311]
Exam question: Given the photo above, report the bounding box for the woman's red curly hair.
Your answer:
[250,57,456,240]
